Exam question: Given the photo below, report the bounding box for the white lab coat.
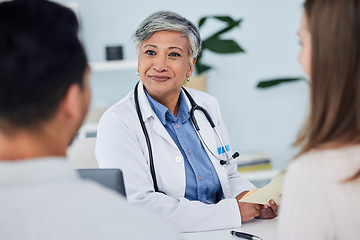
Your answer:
[96,82,255,232]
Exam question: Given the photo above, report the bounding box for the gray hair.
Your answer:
[134,11,201,60]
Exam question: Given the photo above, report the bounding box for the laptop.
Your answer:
[77,168,126,197]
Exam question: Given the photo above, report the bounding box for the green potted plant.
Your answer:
[256,77,305,88]
[185,15,245,91]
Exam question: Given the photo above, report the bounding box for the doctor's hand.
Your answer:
[256,199,278,219]
[236,191,261,223]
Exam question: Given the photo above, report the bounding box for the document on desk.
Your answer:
[240,169,286,205]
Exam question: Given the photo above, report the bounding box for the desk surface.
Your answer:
[182,218,277,240]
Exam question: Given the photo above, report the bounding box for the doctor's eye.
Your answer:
[169,52,181,58]
[145,50,156,56]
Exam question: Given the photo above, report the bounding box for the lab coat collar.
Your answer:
[144,88,169,125]
[136,83,206,123]
[136,81,155,122]
[182,87,206,110]
[136,81,179,150]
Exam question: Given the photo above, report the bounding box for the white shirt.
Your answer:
[0,157,181,240]
[278,145,360,240]
[96,82,255,232]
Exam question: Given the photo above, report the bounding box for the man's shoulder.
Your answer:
[1,181,179,240]
[45,179,180,239]
[73,180,180,239]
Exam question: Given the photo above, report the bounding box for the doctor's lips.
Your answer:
[150,75,171,82]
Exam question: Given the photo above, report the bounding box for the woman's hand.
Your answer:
[256,199,279,219]
[235,192,261,223]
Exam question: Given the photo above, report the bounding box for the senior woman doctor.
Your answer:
[96,11,277,232]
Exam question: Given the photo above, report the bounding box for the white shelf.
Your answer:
[239,169,281,182]
[90,60,137,72]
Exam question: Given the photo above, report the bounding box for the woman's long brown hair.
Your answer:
[295,0,360,179]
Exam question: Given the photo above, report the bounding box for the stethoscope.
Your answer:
[134,81,239,192]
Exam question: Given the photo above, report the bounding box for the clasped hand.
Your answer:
[235,191,279,223]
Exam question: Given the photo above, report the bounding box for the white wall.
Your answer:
[61,0,309,169]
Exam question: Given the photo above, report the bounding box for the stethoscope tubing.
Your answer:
[183,88,230,161]
[134,82,239,193]
[134,82,160,192]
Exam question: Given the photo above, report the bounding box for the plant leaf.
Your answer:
[195,15,244,74]
[203,38,244,53]
[199,16,242,36]
[213,16,242,27]
[206,17,242,38]
[213,16,233,21]
[211,25,237,39]
[256,77,304,88]
[198,17,207,28]
[195,62,212,75]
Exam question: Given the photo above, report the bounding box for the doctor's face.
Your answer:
[137,31,195,104]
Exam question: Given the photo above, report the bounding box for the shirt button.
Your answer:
[175,124,180,129]
[197,175,203,180]
[175,156,182,163]
[186,149,191,155]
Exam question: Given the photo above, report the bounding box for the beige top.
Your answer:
[278,145,360,240]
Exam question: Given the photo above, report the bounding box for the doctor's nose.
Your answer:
[153,56,168,72]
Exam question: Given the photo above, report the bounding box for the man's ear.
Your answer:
[60,83,82,123]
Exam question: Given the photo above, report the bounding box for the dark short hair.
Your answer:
[0,0,87,133]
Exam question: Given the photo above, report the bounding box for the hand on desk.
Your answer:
[236,191,278,223]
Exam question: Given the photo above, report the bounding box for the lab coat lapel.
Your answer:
[137,82,153,121]
[152,119,178,149]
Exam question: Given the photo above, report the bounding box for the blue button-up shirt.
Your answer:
[145,89,223,204]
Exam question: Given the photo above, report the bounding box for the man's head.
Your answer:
[0,0,90,138]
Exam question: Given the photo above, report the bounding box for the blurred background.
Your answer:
[57,0,308,170]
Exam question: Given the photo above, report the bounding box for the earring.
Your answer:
[186,76,191,82]
[136,72,140,77]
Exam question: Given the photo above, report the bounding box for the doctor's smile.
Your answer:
[149,75,171,82]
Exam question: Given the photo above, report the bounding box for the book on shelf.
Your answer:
[236,152,272,172]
